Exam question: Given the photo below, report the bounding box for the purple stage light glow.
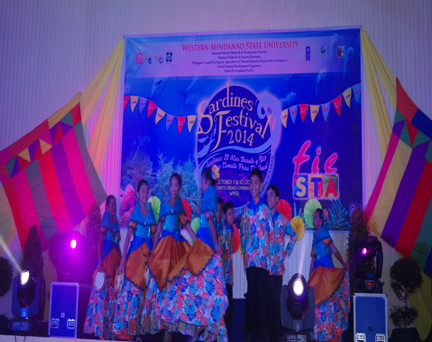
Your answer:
[361,247,367,256]
[70,239,77,249]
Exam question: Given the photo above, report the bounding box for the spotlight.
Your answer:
[286,274,309,320]
[49,231,91,283]
[11,268,44,334]
[20,269,30,286]
[281,273,315,341]
[293,278,305,296]
[354,236,383,293]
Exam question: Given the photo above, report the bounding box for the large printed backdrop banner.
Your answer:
[0,94,107,249]
[121,28,362,228]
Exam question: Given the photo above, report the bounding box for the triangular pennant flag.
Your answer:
[18,148,31,163]
[405,120,419,146]
[289,105,298,124]
[124,96,130,112]
[60,121,73,136]
[177,117,186,134]
[70,104,81,125]
[155,107,166,125]
[166,114,174,130]
[50,123,63,145]
[40,139,52,155]
[17,155,30,170]
[60,112,74,126]
[6,157,19,177]
[147,100,157,117]
[394,109,405,124]
[352,84,361,103]
[397,79,418,122]
[322,102,331,121]
[310,105,320,123]
[139,97,148,114]
[29,140,42,161]
[332,95,342,115]
[299,104,309,122]
[399,121,414,147]
[130,96,139,113]
[187,115,197,132]
[342,88,352,108]
[413,129,430,148]
[281,108,288,128]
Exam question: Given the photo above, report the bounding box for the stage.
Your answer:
[0,333,189,342]
[0,337,100,342]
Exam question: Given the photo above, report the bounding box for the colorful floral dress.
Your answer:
[159,185,228,341]
[112,202,156,339]
[308,224,350,342]
[142,196,190,334]
[84,211,122,339]
[268,211,296,276]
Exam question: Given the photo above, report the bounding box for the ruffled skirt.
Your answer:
[158,239,228,341]
[308,266,350,341]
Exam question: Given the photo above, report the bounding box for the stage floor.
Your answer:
[0,337,100,342]
[0,333,190,342]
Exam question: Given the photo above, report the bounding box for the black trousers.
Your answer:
[245,267,270,341]
[225,283,233,338]
[267,274,283,341]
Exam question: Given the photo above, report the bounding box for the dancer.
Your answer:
[84,195,122,340]
[112,180,157,340]
[266,184,297,342]
[159,166,228,342]
[307,208,350,342]
[217,200,235,338]
[240,168,273,342]
[142,173,191,337]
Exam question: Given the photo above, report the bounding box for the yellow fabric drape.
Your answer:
[361,29,395,160]
[81,40,124,174]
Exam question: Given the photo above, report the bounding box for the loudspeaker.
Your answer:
[48,282,91,338]
[353,293,387,342]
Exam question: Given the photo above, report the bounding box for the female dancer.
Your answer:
[112,180,157,340]
[159,166,228,342]
[308,208,350,342]
[84,195,122,340]
[142,173,192,337]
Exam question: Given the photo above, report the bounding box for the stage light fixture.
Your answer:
[20,269,30,286]
[12,268,43,319]
[354,236,384,293]
[11,268,44,334]
[70,239,77,249]
[286,274,309,320]
[49,231,92,283]
[281,273,314,341]
[293,278,305,296]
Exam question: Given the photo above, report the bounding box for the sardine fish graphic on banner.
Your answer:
[196,82,282,213]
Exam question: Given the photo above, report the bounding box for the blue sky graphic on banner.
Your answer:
[121,28,362,230]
